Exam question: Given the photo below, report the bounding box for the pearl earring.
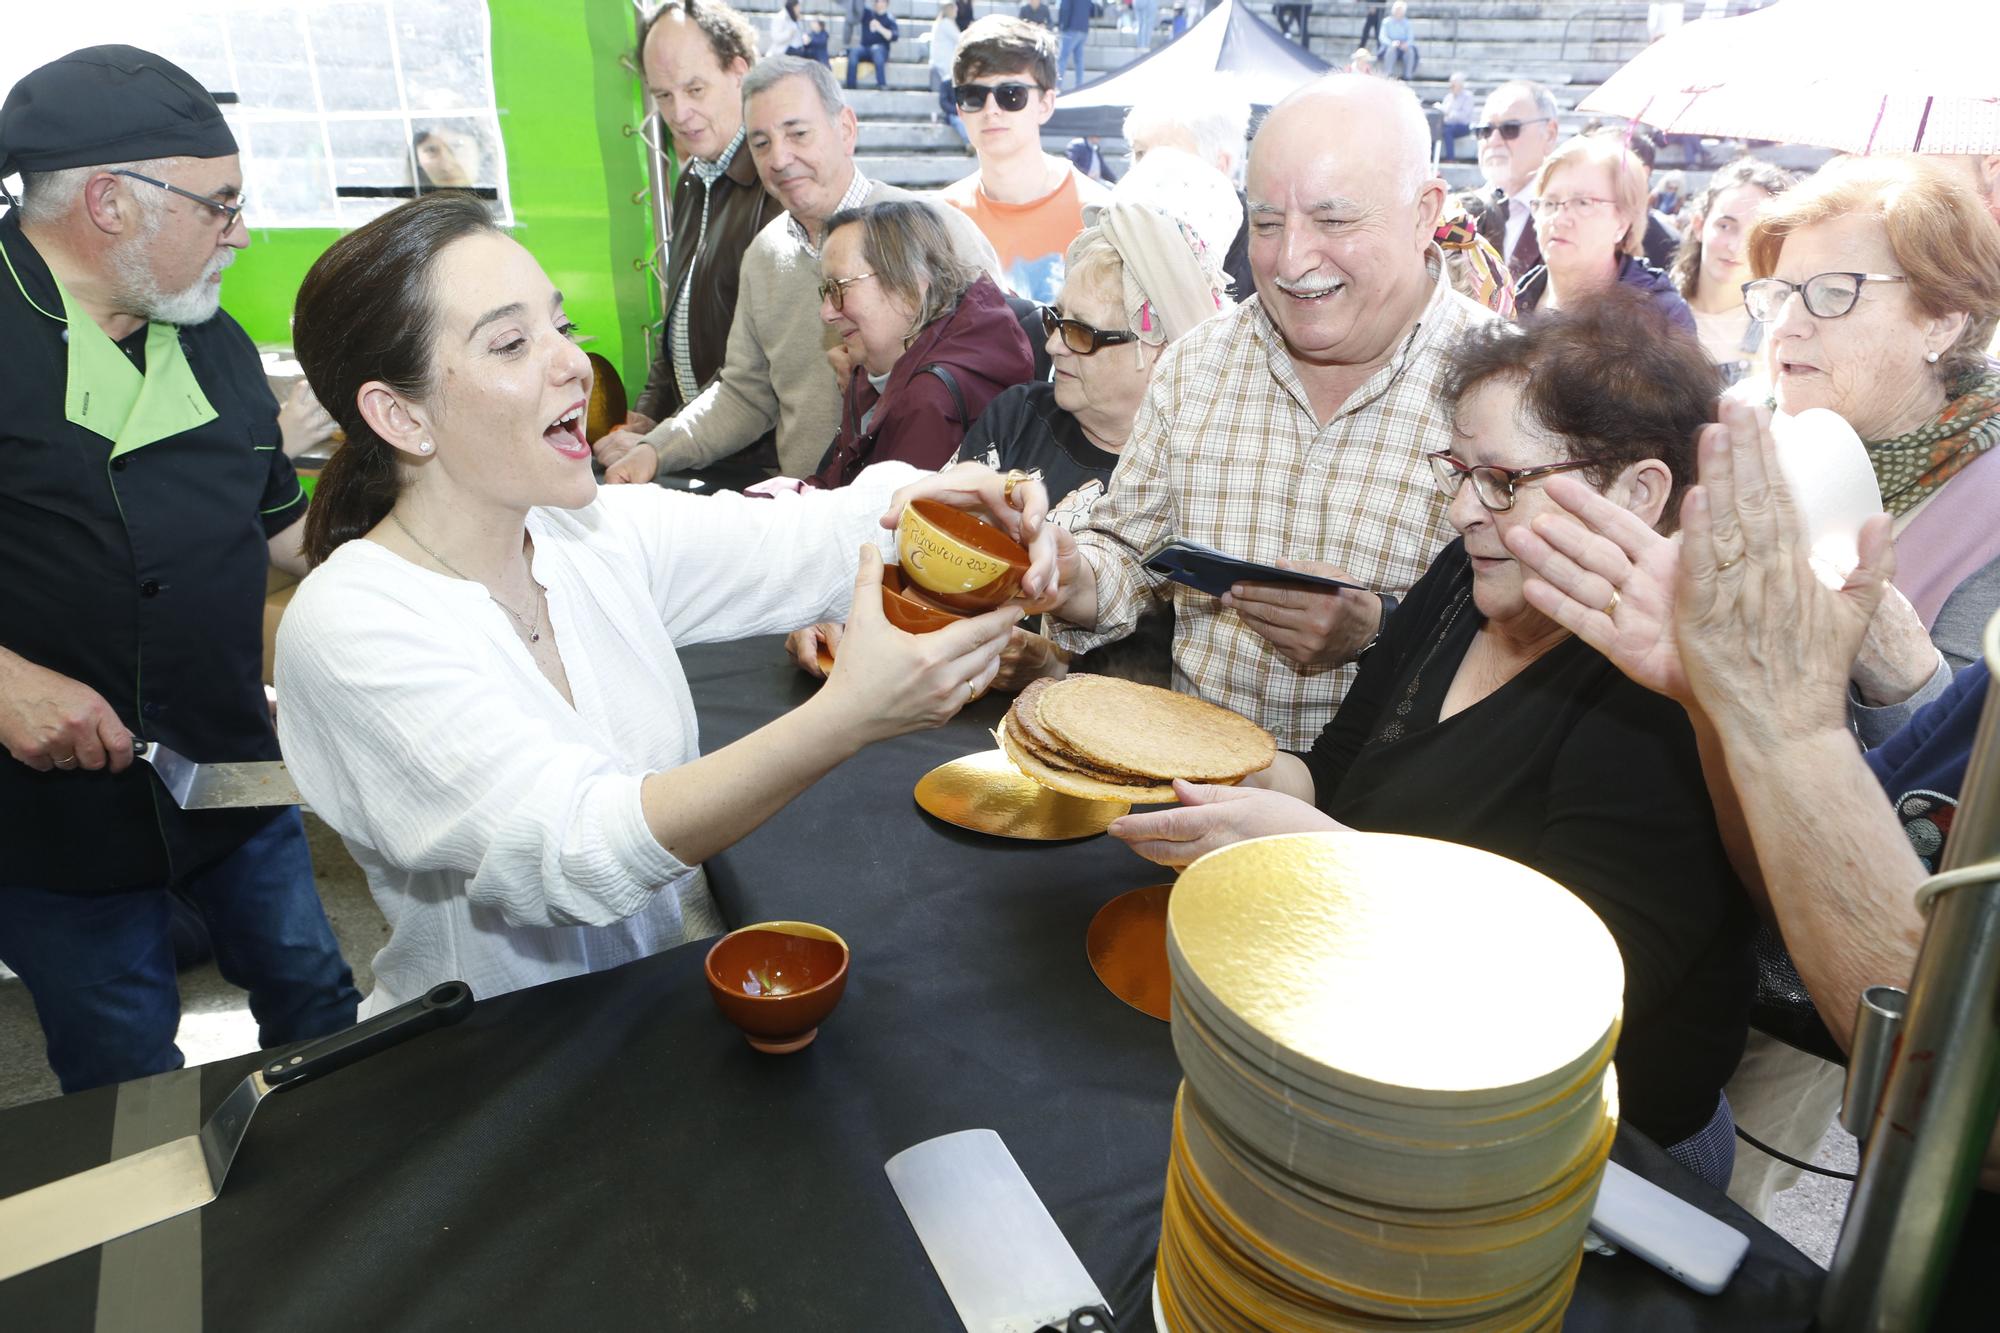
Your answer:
[1926,351,1940,364]
[418,439,435,454]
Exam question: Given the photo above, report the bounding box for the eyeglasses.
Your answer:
[1528,195,1617,221]
[1427,451,1596,513]
[1471,117,1551,142]
[818,270,876,312]
[953,81,1038,113]
[110,170,246,231]
[1740,272,1909,323]
[1039,305,1138,355]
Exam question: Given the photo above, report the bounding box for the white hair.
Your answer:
[17,157,173,227]
[1122,88,1251,186]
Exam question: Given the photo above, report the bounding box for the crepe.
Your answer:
[997,675,1274,801]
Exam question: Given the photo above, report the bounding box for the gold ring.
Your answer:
[52,755,77,768]
[1603,588,1621,616]
[966,680,979,702]
[1715,556,1742,573]
[1001,468,1040,508]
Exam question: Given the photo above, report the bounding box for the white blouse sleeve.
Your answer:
[276,573,689,931]
[604,461,925,644]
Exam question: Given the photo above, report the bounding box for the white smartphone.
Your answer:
[1589,1160,1752,1295]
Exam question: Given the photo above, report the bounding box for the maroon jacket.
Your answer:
[809,273,1033,489]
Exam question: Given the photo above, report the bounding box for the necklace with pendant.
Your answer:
[391,512,544,643]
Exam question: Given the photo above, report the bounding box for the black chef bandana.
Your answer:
[0,45,237,180]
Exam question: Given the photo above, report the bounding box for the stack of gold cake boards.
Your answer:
[1156,832,1625,1331]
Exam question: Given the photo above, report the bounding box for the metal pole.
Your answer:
[1821,611,2000,1331]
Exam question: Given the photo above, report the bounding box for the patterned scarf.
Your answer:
[1869,365,2000,516]
[1435,204,1517,320]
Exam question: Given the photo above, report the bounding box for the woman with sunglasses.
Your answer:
[1740,155,2000,733]
[1111,295,1756,1184]
[807,199,1031,491]
[1512,134,1693,333]
[789,154,1232,681]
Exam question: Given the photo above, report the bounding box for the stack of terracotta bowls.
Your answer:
[1155,832,1625,1331]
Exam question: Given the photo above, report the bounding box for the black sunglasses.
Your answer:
[1471,117,1551,143]
[953,80,1039,113]
[1039,305,1137,356]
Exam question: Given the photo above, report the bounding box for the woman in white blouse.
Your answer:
[278,193,1048,1012]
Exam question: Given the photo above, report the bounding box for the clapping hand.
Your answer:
[1675,402,1896,743]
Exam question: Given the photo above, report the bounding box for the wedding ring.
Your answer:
[966,680,979,703]
[1603,589,1621,616]
[52,754,77,768]
[1715,556,1742,573]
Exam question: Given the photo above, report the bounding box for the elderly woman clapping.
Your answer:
[1741,154,2000,738]
[1110,294,1755,1180]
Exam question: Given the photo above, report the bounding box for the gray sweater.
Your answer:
[646,175,1001,479]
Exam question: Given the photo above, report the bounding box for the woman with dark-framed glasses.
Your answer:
[1512,134,1694,333]
[1110,295,1756,1185]
[1738,155,2000,723]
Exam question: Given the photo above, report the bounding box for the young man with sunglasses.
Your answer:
[0,47,361,1094]
[1462,79,1561,279]
[937,16,1108,305]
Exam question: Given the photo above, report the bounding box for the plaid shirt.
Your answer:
[787,166,873,256]
[1048,249,1496,750]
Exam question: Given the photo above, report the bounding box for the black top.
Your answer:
[955,381,1114,514]
[1303,540,1754,1145]
[0,213,306,893]
[956,382,1173,686]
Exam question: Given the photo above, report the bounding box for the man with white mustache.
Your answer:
[0,47,360,1094]
[604,56,999,484]
[1043,75,1495,747]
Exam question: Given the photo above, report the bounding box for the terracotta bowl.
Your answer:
[897,499,1029,613]
[881,564,962,634]
[704,921,851,1054]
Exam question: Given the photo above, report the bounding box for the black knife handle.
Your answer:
[262,981,474,1089]
[1034,1306,1115,1333]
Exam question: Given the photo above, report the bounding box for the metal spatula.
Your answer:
[134,738,302,809]
[0,981,473,1282]
[886,1128,1114,1333]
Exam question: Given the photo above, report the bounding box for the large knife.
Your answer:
[886,1128,1116,1333]
[135,738,302,809]
[0,981,473,1283]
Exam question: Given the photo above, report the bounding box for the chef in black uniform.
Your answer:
[0,46,359,1093]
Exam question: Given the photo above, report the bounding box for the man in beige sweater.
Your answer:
[605,56,1000,484]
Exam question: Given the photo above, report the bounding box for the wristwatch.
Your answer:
[1353,592,1400,661]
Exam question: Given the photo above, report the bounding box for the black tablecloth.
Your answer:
[0,637,1824,1330]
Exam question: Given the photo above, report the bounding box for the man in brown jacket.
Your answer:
[594,1,781,482]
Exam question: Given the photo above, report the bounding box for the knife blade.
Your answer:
[134,739,303,809]
[886,1129,1112,1333]
[0,981,472,1282]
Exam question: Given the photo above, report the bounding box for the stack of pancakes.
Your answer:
[999,676,1276,802]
